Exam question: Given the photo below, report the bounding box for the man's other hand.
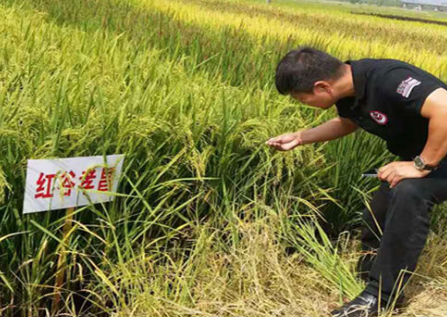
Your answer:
[378,161,431,188]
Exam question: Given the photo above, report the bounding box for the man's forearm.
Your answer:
[419,114,447,166]
[298,118,358,145]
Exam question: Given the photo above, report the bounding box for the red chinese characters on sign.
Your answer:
[59,171,76,196]
[35,173,56,198]
[79,169,96,190]
[98,167,116,192]
[34,166,116,199]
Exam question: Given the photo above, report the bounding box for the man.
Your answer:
[266,46,447,317]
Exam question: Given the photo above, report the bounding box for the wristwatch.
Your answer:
[413,155,438,171]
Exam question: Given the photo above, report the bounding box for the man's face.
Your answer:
[290,81,336,109]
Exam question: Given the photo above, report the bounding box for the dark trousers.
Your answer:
[357,157,447,303]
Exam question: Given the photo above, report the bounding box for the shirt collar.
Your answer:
[344,59,367,110]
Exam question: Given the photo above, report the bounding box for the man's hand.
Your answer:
[377,161,431,188]
[265,132,303,151]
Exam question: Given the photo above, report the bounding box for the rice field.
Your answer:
[0,0,446,315]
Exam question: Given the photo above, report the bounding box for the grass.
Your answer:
[0,0,445,315]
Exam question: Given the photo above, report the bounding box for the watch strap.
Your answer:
[414,156,438,171]
[424,164,438,171]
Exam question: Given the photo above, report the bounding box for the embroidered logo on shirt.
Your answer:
[396,76,421,98]
[370,110,388,125]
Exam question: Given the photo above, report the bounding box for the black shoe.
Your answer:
[356,270,369,284]
[330,290,404,317]
[383,292,406,311]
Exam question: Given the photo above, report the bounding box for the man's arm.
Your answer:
[265,117,358,151]
[418,87,447,167]
[373,66,447,187]
[377,87,447,187]
[299,117,358,144]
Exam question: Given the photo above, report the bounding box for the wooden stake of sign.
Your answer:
[52,207,75,314]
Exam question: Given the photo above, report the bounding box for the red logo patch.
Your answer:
[369,111,388,125]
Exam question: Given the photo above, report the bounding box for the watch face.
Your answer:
[414,156,424,169]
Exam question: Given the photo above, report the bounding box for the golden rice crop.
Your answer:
[0,0,445,315]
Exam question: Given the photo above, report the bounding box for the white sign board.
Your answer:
[23,154,125,214]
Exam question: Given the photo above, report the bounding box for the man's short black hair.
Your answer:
[275,46,345,95]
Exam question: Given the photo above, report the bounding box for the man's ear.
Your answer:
[313,80,332,93]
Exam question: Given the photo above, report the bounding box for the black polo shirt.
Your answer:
[335,58,447,161]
